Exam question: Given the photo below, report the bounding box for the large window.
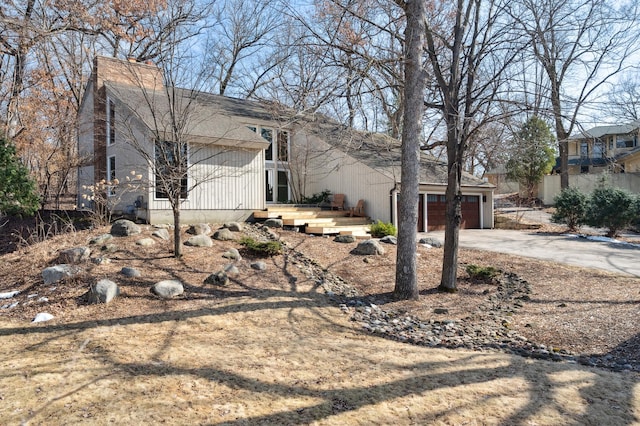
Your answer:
[250,125,291,203]
[593,141,604,158]
[580,142,589,158]
[617,135,637,148]
[155,140,188,199]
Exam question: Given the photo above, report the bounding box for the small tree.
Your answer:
[505,116,556,200]
[0,137,40,217]
[551,187,588,231]
[585,186,637,238]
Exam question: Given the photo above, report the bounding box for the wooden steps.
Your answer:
[253,205,371,236]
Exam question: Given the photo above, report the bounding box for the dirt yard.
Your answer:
[1,220,639,424]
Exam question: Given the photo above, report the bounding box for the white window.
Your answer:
[107,155,116,196]
[107,98,115,145]
[155,140,188,199]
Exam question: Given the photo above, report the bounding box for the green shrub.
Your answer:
[239,237,283,256]
[370,220,397,238]
[0,138,40,217]
[301,190,332,205]
[551,187,588,231]
[465,264,500,281]
[585,186,637,238]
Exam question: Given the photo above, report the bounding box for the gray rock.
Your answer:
[222,248,242,260]
[380,235,397,245]
[42,264,79,285]
[88,279,120,304]
[334,235,356,243]
[250,261,267,271]
[419,237,443,248]
[151,280,184,298]
[224,264,239,275]
[32,312,54,323]
[204,271,228,286]
[89,233,112,245]
[110,219,141,237]
[263,218,283,228]
[101,243,118,253]
[212,228,236,241]
[223,222,243,232]
[184,234,213,247]
[58,246,91,264]
[351,239,385,256]
[120,267,141,277]
[91,257,111,265]
[152,228,170,240]
[136,238,155,247]
[187,223,211,235]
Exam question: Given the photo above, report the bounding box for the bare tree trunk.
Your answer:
[393,0,426,301]
[438,132,462,293]
[173,207,182,258]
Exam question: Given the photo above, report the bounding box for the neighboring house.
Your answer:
[559,123,640,174]
[78,56,494,231]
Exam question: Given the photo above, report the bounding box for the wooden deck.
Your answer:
[253,205,371,236]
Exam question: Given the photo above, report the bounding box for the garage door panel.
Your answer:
[426,194,480,231]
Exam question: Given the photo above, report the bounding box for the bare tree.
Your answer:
[421,0,520,292]
[509,0,640,189]
[604,74,640,123]
[391,0,425,300]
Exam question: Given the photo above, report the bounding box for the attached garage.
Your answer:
[419,193,482,231]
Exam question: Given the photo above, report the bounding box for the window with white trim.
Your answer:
[155,140,188,199]
[107,155,116,196]
[107,98,115,145]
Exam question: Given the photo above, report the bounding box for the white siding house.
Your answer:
[78,56,494,229]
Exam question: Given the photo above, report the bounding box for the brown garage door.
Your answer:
[426,194,480,231]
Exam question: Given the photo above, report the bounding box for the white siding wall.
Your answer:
[143,143,264,213]
[293,133,395,223]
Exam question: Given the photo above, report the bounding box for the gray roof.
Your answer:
[570,122,640,139]
[106,81,491,188]
[303,114,492,188]
[105,82,270,149]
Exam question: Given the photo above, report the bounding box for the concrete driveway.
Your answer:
[426,229,640,277]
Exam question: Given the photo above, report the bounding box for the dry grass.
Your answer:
[1,224,639,424]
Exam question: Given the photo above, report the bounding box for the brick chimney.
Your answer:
[91,56,163,185]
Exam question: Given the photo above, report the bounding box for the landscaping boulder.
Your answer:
[263,218,283,228]
[187,223,211,235]
[120,267,141,277]
[101,243,119,253]
[58,246,91,264]
[223,222,243,232]
[204,271,228,286]
[419,237,443,248]
[334,235,356,243]
[351,239,385,256]
[224,264,239,275]
[151,280,184,298]
[42,264,79,285]
[89,233,112,245]
[136,238,155,247]
[110,219,141,237]
[32,312,54,323]
[184,234,213,247]
[212,228,235,241]
[250,261,267,271]
[87,279,120,304]
[152,228,170,240]
[380,235,397,245]
[222,248,242,260]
